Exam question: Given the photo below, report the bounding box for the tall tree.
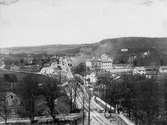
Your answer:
[97,72,114,101]
[40,78,64,122]
[73,62,90,76]
[68,77,80,112]
[16,74,40,123]
[4,74,17,91]
[99,73,159,124]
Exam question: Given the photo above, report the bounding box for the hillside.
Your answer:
[1,37,167,65]
[1,37,167,54]
[0,44,84,55]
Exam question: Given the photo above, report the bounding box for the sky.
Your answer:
[0,0,167,48]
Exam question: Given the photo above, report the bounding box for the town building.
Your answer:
[51,55,59,63]
[121,48,128,52]
[27,55,33,64]
[85,61,92,68]
[85,72,97,83]
[145,67,158,75]
[90,54,113,72]
[6,92,20,106]
[23,55,34,65]
[19,65,41,72]
[0,60,5,69]
[133,66,146,75]
[86,54,134,73]
[111,64,132,73]
[159,66,167,73]
[40,56,73,79]
[0,92,21,118]
[10,64,20,71]
[0,48,11,54]
[133,66,159,78]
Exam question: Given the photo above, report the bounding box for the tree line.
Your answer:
[0,74,76,124]
[97,73,167,125]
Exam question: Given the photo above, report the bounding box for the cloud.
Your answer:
[110,0,167,6]
[0,0,19,5]
[141,0,153,6]
[0,0,167,47]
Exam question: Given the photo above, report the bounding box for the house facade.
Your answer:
[90,54,113,72]
[159,66,167,73]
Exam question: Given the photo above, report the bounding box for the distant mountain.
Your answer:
[1,37,167,65]
[0,44,84,55]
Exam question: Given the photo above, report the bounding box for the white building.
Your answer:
[86,72,97,83]
[159,66,167,73]
[133,67,146,75]
[0,60,5,69]
[85,61,92,68]
[121,48,128,52]
[88,54,133,73]
[40,56,73,79]
[91,54,113,72]
[111,64,132,73]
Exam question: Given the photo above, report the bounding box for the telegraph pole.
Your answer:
[82,94,85,125]
[59,70,61,83]
[82,63,87,125]
[70,88,73,111]
[88,91,91,125]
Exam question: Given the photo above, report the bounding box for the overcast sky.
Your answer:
[0,0,167,48]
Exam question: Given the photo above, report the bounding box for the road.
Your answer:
[66,80,125,125]
[90,97,119,125]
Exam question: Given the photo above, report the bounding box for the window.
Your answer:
[11,95,13,99]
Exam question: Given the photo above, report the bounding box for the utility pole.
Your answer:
[70,88,73,111]
[59,70,61,83]
[82,94,85,125]
[82,62,87,125]
[88,91,91,125]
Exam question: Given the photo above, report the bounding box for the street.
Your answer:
[67,80,131,125]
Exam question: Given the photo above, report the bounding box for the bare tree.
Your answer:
[69,78,79,112]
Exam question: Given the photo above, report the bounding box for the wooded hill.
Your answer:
[1,37,167,65]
